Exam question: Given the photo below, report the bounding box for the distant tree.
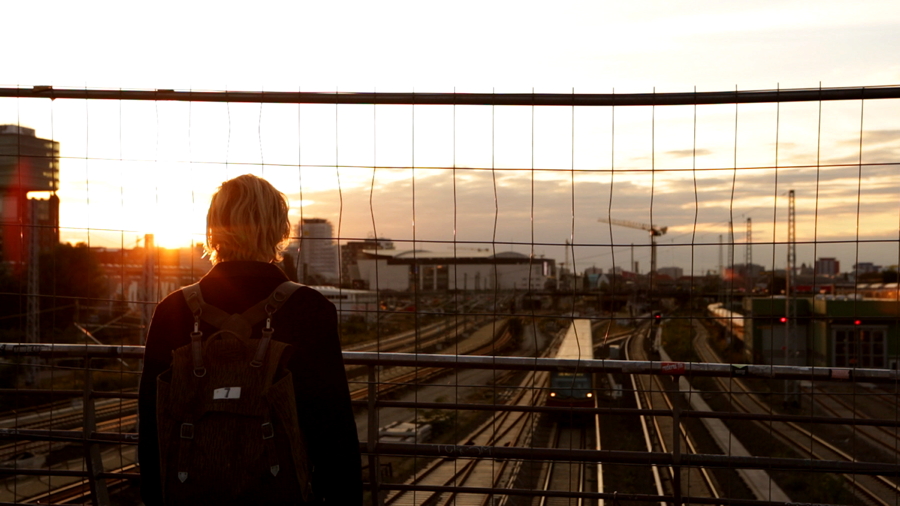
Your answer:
[859,271,882,283]
[38,243,109,331]
[882,269,899,283]
[0,261,24,329]
[767,275,787,295]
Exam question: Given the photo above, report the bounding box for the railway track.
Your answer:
[16,463,137,505]
[626,326,719,503]
[0,399,137,464]
[693,320,900,506]
[800,382,900,459]
[385,368,546,506]
[537,420,599,506]
[349,320,515,401]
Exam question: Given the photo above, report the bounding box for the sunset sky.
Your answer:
[2,1,899,275]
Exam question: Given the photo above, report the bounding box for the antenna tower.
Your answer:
[785,190,799,404]
[787,190,797,342]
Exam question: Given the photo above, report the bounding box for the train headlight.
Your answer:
[586,392,593,398]
[549,392,557,397]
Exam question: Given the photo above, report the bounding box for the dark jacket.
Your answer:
[138,261,362,505]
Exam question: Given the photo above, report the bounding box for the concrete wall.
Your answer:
[357,259,409,291]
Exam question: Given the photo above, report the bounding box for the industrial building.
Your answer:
[341,237,394,288]
[357,248,555,292]
[744,295,900,369]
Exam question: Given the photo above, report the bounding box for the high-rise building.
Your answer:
[815,257,840,277]
[296,218,338,284]
[0,125,60,264]
[854,262,881,275]
[657,266,684,279]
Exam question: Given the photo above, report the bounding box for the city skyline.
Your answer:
[1,2,898,275]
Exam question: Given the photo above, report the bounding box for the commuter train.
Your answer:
[547,319,596,408]
[707,302,745,342]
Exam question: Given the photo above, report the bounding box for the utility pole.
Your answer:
[746,218,753,293]
[727,220,734,308]
[141,234,156,342]
[25,199,39,386]
[718,234,723,279]
[728,221,734,277]
[630,243,634,274]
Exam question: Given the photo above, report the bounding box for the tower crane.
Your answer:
[597,218,668,274]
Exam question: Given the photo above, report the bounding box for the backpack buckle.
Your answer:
[261,422,275,439]
[180,423,194,439]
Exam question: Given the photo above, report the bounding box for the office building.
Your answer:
[815,257,840,277]
[296,218,339,284]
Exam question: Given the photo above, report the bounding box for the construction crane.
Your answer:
[597,218,668,274]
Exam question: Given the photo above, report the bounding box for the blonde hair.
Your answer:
[205,174,291,265]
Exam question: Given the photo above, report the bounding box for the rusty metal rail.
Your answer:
[3,84,900,106]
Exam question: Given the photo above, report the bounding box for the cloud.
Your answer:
[665,148,713,158]
[838,129,900,147]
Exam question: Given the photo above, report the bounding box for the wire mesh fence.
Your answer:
[0,85,899,505]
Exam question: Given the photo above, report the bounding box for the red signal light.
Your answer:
[779,317,787,323]
[854,319,862,325]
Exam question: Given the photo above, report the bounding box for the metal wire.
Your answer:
[0,86,899,506]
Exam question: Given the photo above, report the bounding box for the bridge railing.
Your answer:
[1,343,899,506]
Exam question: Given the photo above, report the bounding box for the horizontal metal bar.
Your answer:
[0,468,89,478]
[370,400,900,428]
[380,483,825,506]
[374,442,900,475]
[344,352,900,383]
[0,344,145,359]
[0,502,75,506]
[2,441,895,477]
[0,428,139,445]
[2,344,898,383]
[0,388,139,399]
[2,85,900,106]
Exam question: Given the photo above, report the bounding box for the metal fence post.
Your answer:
[671,378,682,506]
[367,364,382,506]
[83,356,110,505]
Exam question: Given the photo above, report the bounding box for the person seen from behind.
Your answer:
[138,174,362,505]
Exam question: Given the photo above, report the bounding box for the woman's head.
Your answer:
[205,174,291,265]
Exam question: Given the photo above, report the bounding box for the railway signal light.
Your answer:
[652,311,662,324]
[854,319,862,325]
[779,317,787,323]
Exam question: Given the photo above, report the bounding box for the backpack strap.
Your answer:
[240,281,303,325]
[261,414,281,476]
[246,282,303,367]
[182,284,209,377]
[182,281,303,369]
[183,283,250,336]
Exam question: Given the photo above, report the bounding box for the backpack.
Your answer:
[156,281,312,505]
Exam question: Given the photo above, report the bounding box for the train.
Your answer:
[547,319,596,408]
[707,302,745,342]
